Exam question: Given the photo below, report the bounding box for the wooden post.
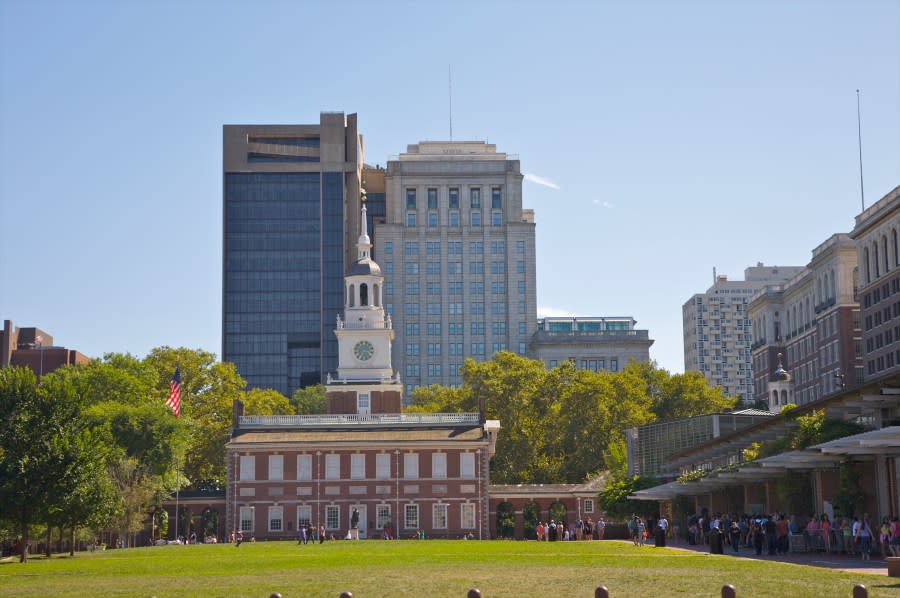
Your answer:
[595,587,610,598]
[852,585,867,598]
[467,590,481,598]
[721,584,736,598]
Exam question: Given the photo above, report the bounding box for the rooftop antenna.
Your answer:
[448,64,453,141]
[856,89,865,211]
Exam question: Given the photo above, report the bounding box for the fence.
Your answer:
[260,584,874,598]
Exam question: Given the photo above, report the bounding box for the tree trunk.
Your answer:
[69,527,76,557]
[19,525,29,563]
[45,525,52,558]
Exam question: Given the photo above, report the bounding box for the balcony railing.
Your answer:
[238,412,480,429]
[531,330,649,341]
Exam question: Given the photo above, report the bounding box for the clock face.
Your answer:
[353,340,375,361]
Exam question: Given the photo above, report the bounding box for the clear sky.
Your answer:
[1,0,898,376]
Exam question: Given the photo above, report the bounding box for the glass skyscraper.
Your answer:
[222,114,363,397]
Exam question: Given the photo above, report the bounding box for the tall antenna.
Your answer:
[448,64,453,141]
[857,89,865,211]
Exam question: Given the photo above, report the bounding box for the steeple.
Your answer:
[357,198,371,262]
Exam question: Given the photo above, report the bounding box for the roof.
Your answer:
[228,426,486,447]
[347,259,381,276]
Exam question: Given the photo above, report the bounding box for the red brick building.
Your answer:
[1,319,90,377]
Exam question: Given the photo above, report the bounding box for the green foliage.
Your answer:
[834,460,866,518]
[597,475,658,520]
[144,347,245,485]
[242,387,292,415]
[290,384,328,414]
[676,469,709,484]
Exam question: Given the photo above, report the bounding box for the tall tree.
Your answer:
[291,384,328,414]
[144,347,245,485]
[243,387,293,415]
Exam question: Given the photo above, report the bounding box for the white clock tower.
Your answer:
[328,200,403,414]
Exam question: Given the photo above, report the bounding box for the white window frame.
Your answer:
[460,452,475,479]
[584,499,595,514]
[268,454,283,481]
[376,504,391,530]
[433,503,448,529]
[432,453,447,479]
[404,453,419,479]
[297,454,312,481]
[376,453,391,479]
[326,505,340,530]
[240,455,255,481]
[239,506,254,532]
[404,503,419,529]
[461,503,476,529]
[351,453,365,480]
[268,506,283,532]
[325,453,340,480]
[297,505,311,528]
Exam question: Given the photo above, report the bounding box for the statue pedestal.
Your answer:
[349,528,359,540]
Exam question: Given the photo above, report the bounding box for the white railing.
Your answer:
[238,412,480,428]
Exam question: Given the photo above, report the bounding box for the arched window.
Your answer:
[360,283,369,306]
[522,501,540,540]
[772,390,779,406]
[864,247,871,283]
[373,283,380,307]
[817,278,823,304]
[883,235,889,273]
[874,242,881,278]
[348,284,355,307]
[830,269,836,299]
[893,229,899,268]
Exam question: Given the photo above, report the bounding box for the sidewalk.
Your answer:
[650,538,890,576]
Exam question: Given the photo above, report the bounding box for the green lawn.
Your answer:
[0,540,895,598]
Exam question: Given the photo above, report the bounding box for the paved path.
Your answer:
[651,538,890,576]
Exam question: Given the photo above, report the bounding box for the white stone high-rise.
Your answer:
[683,264,804,401]
[375,141,537,398]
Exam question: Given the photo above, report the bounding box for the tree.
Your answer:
[144,347,245,485]
[625,360,735,422]
[597,475,658,521]
[0,367,110,562]
[407,384,469,413]
[243,387,292,415]
[291,384,328,414]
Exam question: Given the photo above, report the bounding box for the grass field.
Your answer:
[0,539,896,598]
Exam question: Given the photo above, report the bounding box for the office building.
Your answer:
[222,113,364,396]
[683,264,804,401]
[850,184,900,383]
[1,319,90,377]
[748,234,862,407]
[375,141,537,397]
[528,316,653,371]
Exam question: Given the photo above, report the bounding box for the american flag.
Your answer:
[165,367,181,417]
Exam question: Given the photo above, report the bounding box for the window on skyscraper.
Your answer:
[428,188,438,209]
[471,211,481,227]
[449,188,459,209]
[470,188,481,208]
[406,188,416,209]
[491,187,502,209]
[428,212,438,227]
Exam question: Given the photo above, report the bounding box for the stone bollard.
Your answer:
[721,584,736,598]
[852,585,867,598]
[595,586,610,598]
[340,593,353,598]
[467,590,481,598]
[269,594,282,598]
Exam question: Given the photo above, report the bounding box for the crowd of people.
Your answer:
[533,517,606,541]
[681,511,900,559]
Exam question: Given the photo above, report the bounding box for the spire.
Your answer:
[357,196,371,261]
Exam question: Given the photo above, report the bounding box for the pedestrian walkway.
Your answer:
[653,538,889,576]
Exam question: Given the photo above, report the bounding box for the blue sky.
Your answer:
[1,0,898,376]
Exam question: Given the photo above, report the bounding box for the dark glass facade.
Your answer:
[223,172,345,396]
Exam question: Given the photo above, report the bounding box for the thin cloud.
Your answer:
[537,306,577,318]
[592,199,615,208]
[524,173,560,190]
